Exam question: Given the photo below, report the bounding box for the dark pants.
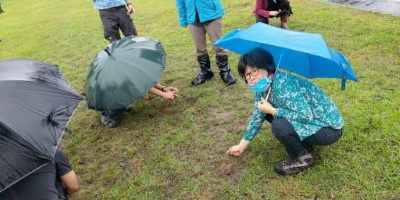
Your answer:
[99,5,138,42]
[267,115,343,159]
[96,6,138,121]
[255,0,292,24]
[85,99,125,122]
[101,108,125,121]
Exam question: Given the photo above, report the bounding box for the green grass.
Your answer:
[1,0,399,199]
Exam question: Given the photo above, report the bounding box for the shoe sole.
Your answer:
[191,77,214,86]
[273,162,315,176]
[225,80,237,85]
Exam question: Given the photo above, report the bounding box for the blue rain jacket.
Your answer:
[176,0,225,27]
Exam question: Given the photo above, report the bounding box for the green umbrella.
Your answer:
[84,36,166,110]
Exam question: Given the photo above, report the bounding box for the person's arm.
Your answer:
[149,87,177,99]
[254,0,270,18]
[176,0,188,27]
[227,93,266,156]
[54,150,79,197]
[60,171,79,195]
[153,83,163,90]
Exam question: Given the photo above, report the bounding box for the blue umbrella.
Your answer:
[214,23,357,90]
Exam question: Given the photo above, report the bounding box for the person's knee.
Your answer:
[271,118,292,139]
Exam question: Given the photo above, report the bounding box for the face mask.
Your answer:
[247,76,272,93]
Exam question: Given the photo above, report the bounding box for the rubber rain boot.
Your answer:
[191,54,214,86]
[216,55,236,85]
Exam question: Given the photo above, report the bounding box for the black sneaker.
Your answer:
[101,116,119,128]
[274,153,315,176]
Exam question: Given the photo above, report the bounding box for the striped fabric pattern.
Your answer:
[93,0,127,9]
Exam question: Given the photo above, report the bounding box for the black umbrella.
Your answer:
[0,59,82,193]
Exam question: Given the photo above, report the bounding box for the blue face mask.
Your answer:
[247,76,272,93]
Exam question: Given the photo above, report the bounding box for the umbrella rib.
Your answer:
[0,163,49,193]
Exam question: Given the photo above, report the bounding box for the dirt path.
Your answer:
[320,0,400,16]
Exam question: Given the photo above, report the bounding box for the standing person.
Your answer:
[226,48,344,176]
[176,0,236,86]
[253,0,293,29]
[0,149,79,200]
[93,0,138,42]
[92,0,139,127]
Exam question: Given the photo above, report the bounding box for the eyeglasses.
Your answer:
[243,68,259,80]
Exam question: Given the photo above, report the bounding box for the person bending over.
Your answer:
[253,0,293,29]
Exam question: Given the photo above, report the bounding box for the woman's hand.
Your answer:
[257,97,276,115]
[226,140,250,156]
[269,11,279,17]
[164,86,179,93]
[162,91,177,99]
[127,4,135,15]
[226,145,244,156]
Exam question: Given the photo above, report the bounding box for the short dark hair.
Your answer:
[237,48,276,80]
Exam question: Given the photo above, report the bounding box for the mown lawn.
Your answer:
[0,0,399,199]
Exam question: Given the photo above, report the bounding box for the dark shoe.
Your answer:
[125,105,133,112]
[191,54,214,86]
[101,116,119,128]
[274,153,315,176]
[216,55,236,85]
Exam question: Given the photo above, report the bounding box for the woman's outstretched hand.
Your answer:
[226,145,244,156]
[226,140,250,156]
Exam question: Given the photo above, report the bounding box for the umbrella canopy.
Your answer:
[84,36,166,110]
[0,59,82,193]
[214,23,358,90]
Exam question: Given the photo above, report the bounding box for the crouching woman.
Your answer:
[226,48,344,176]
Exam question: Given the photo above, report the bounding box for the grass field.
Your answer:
[1,0,399,199]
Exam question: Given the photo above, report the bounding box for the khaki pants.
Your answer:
[188,18,228,56]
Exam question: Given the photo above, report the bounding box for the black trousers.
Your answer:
[99,5,138,42]
[266,115,343,158]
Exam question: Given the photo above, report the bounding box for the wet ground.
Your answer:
[320,0,400,16]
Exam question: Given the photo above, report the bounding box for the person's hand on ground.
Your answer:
[226,140,250,156]
[164,86,179,93]
[162,91,177,99]
[226,145,245,156]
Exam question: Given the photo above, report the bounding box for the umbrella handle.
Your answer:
[341,63,347,90]
[162,98,173,113]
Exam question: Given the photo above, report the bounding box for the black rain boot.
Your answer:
[191,54,214,86]
[216,55,236,85]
